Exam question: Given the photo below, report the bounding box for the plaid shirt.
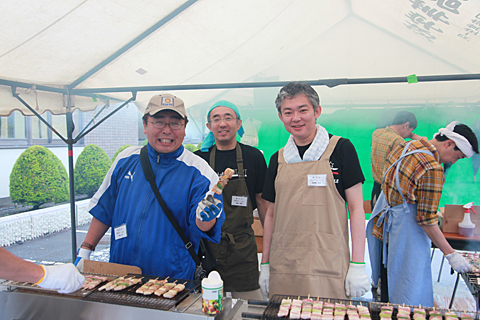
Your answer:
[372,139,444,241]
[371,127,405,184]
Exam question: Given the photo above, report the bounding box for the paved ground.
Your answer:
[4,222,111,264]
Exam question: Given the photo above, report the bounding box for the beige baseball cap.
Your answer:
[144,93,186,118]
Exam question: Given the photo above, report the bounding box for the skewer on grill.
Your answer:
[99,276,142,291]
[163,290,177,299]
[82,275,109,290]
[163,281,188,298]
[137,276,171,295]
[136,278,157,294]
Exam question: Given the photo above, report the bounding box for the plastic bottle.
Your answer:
[201,271,223,314]
[458,202,477,237]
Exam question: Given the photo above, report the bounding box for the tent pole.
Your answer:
[66,98,78,262]
[11,88,68,143]
[74,95,135,143]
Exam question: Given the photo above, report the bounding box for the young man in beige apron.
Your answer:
[195,100,268,300]
[259,82,370,299]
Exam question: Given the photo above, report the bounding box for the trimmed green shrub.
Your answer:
[9,145,69,209]
[112,144,132,162]
[197,141,202,150]
[184,144,197,152]
[74,144,111,197]
[140,139,148,146]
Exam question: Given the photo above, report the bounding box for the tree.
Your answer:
[9,145,69,209]
[74,144,111,197]
[184,144,198,152]
[112,144,132,162]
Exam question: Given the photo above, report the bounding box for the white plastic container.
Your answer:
[201,271,223,314]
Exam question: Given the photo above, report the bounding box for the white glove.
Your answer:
[259,263,270,298]
[74,248,93,272]
[77,248,92,260]
[446,251,472,273]
[37,264,85,294]
[196,191,223,222]
[345,262,370,297]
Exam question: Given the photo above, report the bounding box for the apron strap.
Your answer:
[209,143,245,181]
[378,141,434,265]
[235,143,245,181]
[381,141,434,203]
[209,145,216,167]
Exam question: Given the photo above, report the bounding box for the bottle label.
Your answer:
[202,286,223,314]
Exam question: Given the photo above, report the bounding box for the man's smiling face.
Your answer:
[278,94,321,146]
[206,106,241,146]
[143,110,186,154]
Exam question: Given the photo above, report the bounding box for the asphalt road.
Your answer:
[4,223,112,265]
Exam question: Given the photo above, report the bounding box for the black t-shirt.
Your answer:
[262,134,365,203]
[194,143,267,210]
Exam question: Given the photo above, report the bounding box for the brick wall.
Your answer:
[83,103,140,158]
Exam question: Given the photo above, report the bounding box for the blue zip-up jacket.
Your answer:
[88,144,224,279]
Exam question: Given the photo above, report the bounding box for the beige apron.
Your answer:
[208,144,259,292]
[269,136,349,299]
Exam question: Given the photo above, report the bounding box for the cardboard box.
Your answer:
[84,260,142,276]
[442,204,480,235]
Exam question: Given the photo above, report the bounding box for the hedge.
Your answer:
[9,145,69,209]
[74,144,111,197]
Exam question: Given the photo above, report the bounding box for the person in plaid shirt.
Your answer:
[367,121,478,306]
[370,111,425,210]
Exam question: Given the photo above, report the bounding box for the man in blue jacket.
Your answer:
[77,93,225,279]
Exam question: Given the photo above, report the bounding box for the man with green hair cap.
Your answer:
[195,100,268,300]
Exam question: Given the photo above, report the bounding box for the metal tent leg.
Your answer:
[66,110,77,262]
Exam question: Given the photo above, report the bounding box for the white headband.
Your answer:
[433,121,475,158]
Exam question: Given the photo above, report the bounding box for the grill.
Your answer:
[370,302,477,320]
[82,273,199,311]
[466,272,480,288]
[258,296,478,320]
[0,272,115,297]
[260,294,371,320]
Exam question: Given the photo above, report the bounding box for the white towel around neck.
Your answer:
[283,124,329,163]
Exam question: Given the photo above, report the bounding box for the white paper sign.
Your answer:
[308,174,327,187]
[231,196,248,207]
[114,223,128,240]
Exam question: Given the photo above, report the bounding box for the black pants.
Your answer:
[371,181,382,211]
[380,244,389,302]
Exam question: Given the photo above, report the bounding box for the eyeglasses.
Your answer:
[210,116,237,124]
[149,121,184,130]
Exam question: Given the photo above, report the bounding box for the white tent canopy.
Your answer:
[1,0,479,116]
[1,0,479,261]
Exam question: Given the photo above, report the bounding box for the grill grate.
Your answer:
[465,272,480,293]
[261,297,476,320]
[82,273,199,311]
[369,302,476,320]
[0,272,115,297]
[261,295,371,320]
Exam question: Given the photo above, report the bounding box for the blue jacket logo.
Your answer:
[124,171,135,182]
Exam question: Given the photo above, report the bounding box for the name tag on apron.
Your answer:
[231,196,248,207]
[114,223,128,240]
[308,174,327,187]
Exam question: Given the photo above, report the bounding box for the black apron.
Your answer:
[208,143,259,292]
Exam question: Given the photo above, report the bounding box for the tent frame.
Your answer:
[9,85,136,261]
[2,71,480,261]
[2,0,480,262]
